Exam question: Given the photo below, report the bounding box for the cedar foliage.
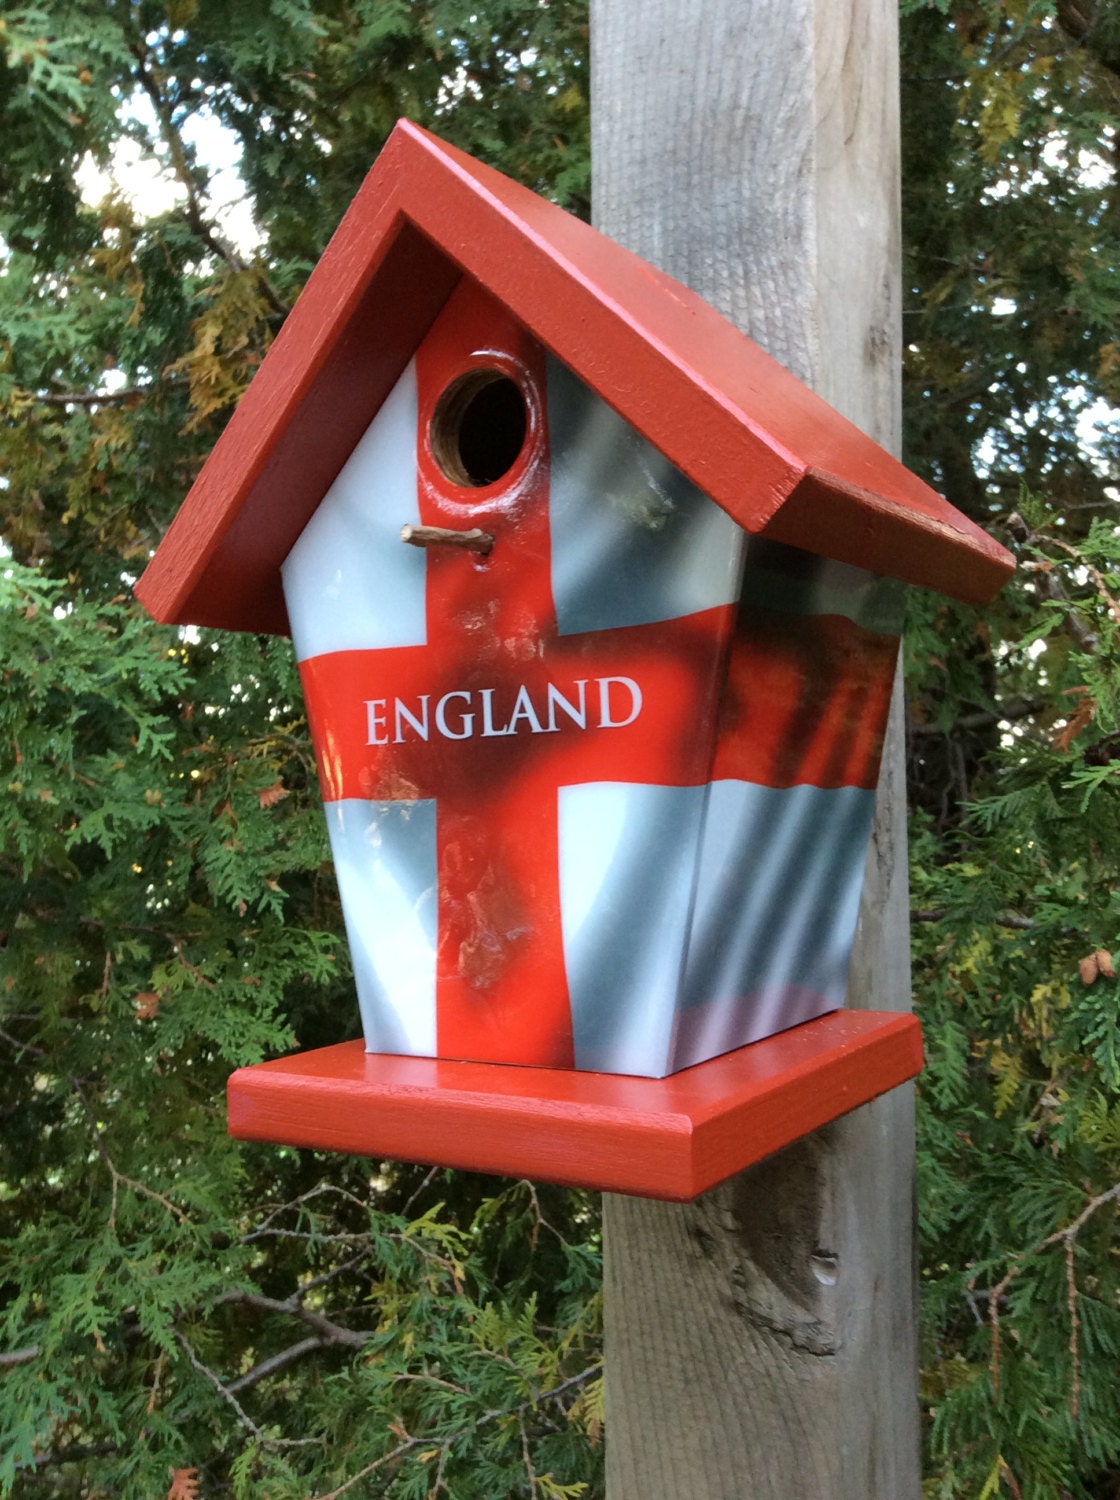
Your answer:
[901,5,1120,1497]
[0,5,598,1498]
[0,1,1117,1496]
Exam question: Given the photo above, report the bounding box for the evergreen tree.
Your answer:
[902,4,1120,1496]
[1,5,599,1497]
[0,2,1118,1497]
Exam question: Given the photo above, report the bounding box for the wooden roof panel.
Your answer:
[137,120,1012,631]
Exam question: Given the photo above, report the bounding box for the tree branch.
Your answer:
[240,1225,373,1245]
[909,699,1047,738]
[129,43,288,318]
[224,1335,324,1394]
[294,1249,373,1302]
[986,1179,1120,1398]
[26,379,186,409]
[1045,534,1120,626]
[0,1345,39,1368]
[174,1329,320,1451]
[217,1288,368,1348]
[174,1328,266,1442]
[15,1441,119,1474]
[911,908,1037,930]
[1007,513,1104,652]
[305,1365,602,1500]
[130,45,243,276]
[197,1260,377,1396]
[67,1072,189,1229]
[241,1180,372,1243]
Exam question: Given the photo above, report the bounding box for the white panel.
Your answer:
[558,781,707,1077]
[325,798,438,1056]
[281,360,427,661]
[547,356,745,635]
[671,779,876,1070]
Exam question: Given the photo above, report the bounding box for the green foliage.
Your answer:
[0,4,597,1495]
[903,5,1120,1494]
[0,1171,601,1497]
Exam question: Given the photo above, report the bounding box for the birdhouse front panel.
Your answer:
[277,275,905,1079]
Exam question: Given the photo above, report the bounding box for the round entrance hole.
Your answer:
[430,370,529,488]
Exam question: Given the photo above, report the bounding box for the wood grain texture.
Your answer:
[226,1012,922,1201]
[593,0,922,1494]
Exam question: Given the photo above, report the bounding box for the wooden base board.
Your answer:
[227,1010,922,1201]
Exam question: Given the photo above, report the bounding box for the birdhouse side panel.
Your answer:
[558,780,708,1075]
[664,543,906,1073]
[671,780,877,1070]
[714,541,905,792]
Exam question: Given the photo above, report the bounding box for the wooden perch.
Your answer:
[400,524,493,555]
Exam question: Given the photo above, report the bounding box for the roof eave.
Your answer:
[136,119,1014,635]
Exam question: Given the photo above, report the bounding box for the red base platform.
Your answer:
[227,1010,922,1201]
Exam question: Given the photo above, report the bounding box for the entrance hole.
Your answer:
[430,370,528,488]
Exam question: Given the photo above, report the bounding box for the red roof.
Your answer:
[137,120,1012,633]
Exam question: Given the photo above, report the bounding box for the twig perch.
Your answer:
[400,524,494,555]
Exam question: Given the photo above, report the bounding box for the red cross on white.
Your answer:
[299,284,734,1068]
[290,280,898,1075]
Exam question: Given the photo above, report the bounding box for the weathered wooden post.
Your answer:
[593,2,922,1494]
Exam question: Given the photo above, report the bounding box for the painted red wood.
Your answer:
[142,225,460,634]
[136,120,1013,634]
[226,1010,923,1201]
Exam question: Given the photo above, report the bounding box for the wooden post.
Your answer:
[592,2,920,1496]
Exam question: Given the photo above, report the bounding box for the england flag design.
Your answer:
[281,280,904,1079]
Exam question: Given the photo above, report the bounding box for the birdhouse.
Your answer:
[137,121,1012,1199]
